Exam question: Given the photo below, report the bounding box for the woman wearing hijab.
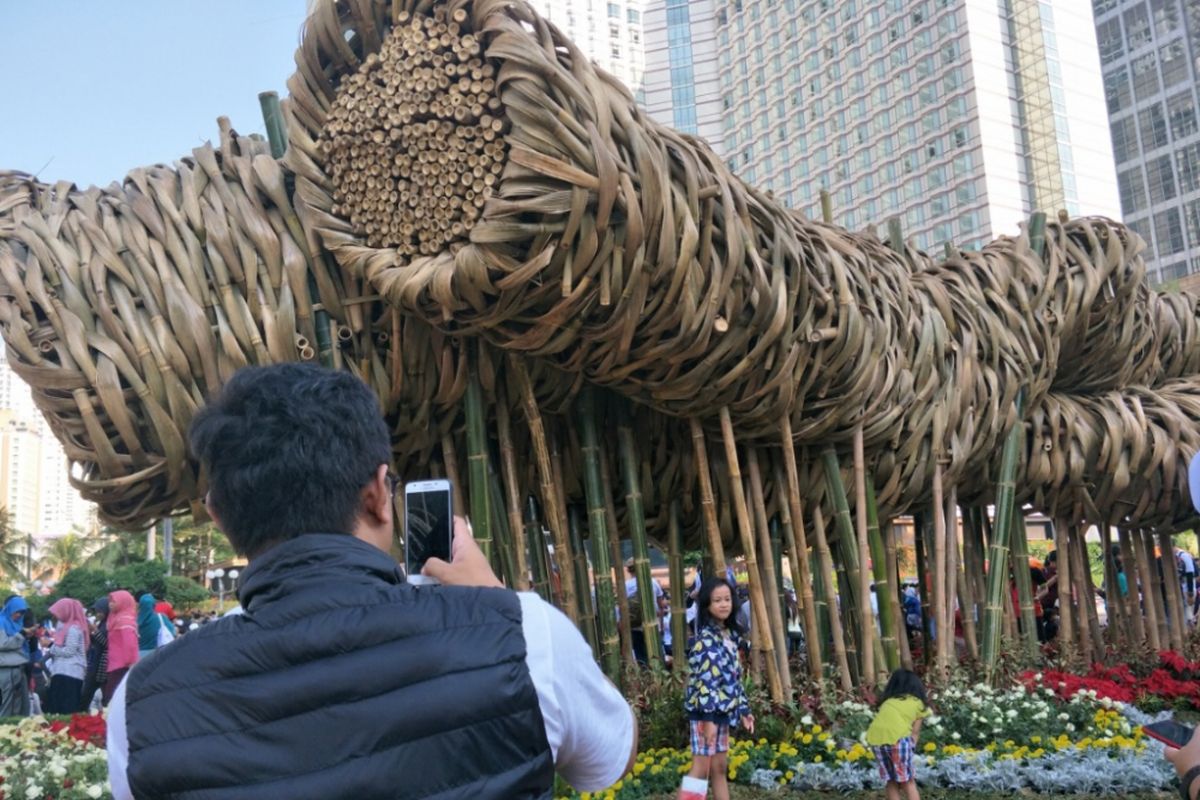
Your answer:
[105,590,138,702]
[79,597,110,711]
[137,594,172,657]
[43,597,89,713]
[0,595,32,716]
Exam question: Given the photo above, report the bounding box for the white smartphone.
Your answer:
[404,479,453,585]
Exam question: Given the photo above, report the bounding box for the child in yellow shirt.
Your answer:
[865,669,930,800]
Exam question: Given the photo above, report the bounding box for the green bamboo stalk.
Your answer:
[982,389,1025,679]
[777,426,824,678]
[1008,505,1039,660]
[526,496,551,603]
[719,408,783,701]
[617,400,663,669]
[495,383,531,589]
[747,448,791,695]
[913,512,933,666]
[598,440,635,664]
[578,387,621,680]
[464,345,493,564]
[811,504,853,691]
[690,418,728,574]
[569,505,599,656]
[822,446,871,681]
[1119,527,1150,648]
[487,466,516,587]
[511,357,578,622]
[668,500,688,671]
[866,482,900,671]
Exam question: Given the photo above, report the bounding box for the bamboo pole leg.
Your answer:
[510,357,578,623]
[778,424,823,679]
[718,408,782,701]
[599,441,635,665]
[617,401,664,669]
[1159,529,1187,653]
[812,505,852,691]
[747,449,791,695]
[495,385,530,590]
[578,387,621,680]
[1129,527,1161,651]
[1053,518,1077,666]
[668,501,688,671]
[691,418,728,574]
[1117,527,1147,648]
[1009,507,1039,660]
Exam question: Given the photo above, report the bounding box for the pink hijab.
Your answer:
[49,598,89,650]
[106,590,139,671]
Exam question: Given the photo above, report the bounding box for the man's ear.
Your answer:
[362,463,393,525]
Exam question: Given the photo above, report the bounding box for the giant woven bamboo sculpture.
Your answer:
[2,0,1199,682]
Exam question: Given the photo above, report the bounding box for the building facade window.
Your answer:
[1147,155,1177,202]
[1154,208,1186,255]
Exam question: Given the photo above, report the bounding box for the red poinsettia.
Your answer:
[65,713,106,748]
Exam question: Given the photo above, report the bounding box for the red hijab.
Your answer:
[49,598,89,650]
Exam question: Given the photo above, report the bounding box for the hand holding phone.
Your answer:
[1144,720,1195,748]
[404,479,454,585]
[422,516,503,589]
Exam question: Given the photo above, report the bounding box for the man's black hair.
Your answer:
[877,668,928,707]
[697,577,745,636]
[189,363,392,556]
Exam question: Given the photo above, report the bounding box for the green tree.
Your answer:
[0,506,28,580]
[39,533,99,577]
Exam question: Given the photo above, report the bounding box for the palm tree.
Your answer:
[0,506,28,580]
[39,533,95,578]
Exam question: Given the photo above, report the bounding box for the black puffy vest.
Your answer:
[124,534,553,799]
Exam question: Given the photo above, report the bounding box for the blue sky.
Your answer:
[0,2,309,188]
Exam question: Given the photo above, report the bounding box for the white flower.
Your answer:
[1066,723,1076,732]
[952,732,961,740]
[87,786,104,799]
[1058,713,1070,721]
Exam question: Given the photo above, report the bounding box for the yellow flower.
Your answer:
[802,734,813,744]
[812,724,823,734]
[814,755,823,763]
[924,743,937,753]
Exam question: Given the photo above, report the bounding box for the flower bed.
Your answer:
[1022,651,1200,711]
[0,715,111,800]
[558,682,1177,800]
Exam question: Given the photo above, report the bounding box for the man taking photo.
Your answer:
[106,363,636,799]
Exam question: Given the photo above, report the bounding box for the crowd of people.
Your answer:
[0,591,228,717]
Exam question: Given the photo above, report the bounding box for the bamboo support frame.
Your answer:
[511,357,578,623]
[748,448,791,695]
[719,408,783,701]
[778,422,823,678]
[578,387,621,680]
[617,400,664,669]
[811,504,853,691]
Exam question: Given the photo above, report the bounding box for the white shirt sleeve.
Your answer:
[518,592,634,792]
[106,675,134,800]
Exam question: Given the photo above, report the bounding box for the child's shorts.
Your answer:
[689,720,730,755]
[872,736,916,783]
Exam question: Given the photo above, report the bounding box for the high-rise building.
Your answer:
[528,0,647,99]
[642,0,1121,254]
[643,0,725,148]
[0,347,94,541]
[1093,0,1200,285]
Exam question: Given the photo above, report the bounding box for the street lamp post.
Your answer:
[205,568,241,610]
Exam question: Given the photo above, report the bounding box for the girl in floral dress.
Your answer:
[683,578,754,800]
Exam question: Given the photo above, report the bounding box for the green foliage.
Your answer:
[0,506,29,580]
[623,666,689,750]
[45,560,211,611]
[163,575,210,610]
[53,568,115,607]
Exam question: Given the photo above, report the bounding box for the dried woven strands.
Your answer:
[282,0,1200,529]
